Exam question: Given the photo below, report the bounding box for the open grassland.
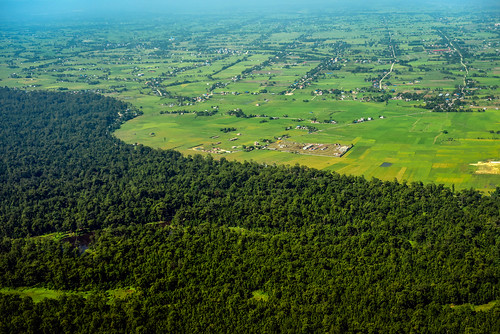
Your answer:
[1,11,498,191]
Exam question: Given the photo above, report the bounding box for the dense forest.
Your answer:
[0,87,498,332]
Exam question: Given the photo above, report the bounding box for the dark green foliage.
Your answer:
[0,87,498,332]
[1,87,495,240]
[0,224,499,333]
[220,127,237,133]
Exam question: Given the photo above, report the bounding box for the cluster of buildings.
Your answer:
[353,115,384,123]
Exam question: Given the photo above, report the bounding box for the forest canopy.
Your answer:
[0,87,498,332]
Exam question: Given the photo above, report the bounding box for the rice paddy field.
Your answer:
[1,10,499,191]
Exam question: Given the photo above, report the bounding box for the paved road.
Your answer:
[379,32,397,90]
[439,30,468,94]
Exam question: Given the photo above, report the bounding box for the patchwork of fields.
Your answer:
[117,98,500,191]
[1,11,499,191]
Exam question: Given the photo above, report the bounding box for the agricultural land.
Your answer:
[1,11,499,190]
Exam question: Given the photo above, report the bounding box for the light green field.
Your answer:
[1,11,498,191]
[115,99,500,191]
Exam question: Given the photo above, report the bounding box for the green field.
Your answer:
[1,11,498,191]
[115,98,500,191]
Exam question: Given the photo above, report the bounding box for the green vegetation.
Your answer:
[0,86,498,332]
[451,300,499,312]
[0,288,66,304]
[0,11,498,190]
[251,290,269,302]
[1,221,499,333]
[0,4,499,332]
[0,287,134,303]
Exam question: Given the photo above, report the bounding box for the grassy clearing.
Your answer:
[251,290,269,301]
[107,288,137,299]
[450,300,498,312]
[0,287,136,303]
[228,226,249,234]
[36,231,73,241]
[0,287,74,303]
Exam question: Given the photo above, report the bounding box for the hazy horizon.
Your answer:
[2,0,499,22]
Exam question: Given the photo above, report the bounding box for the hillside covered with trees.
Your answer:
[0,87,498,332]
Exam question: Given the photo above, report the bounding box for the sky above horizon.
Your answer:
[1,0,498,21]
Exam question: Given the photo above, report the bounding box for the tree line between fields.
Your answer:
[0,87,498,333]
